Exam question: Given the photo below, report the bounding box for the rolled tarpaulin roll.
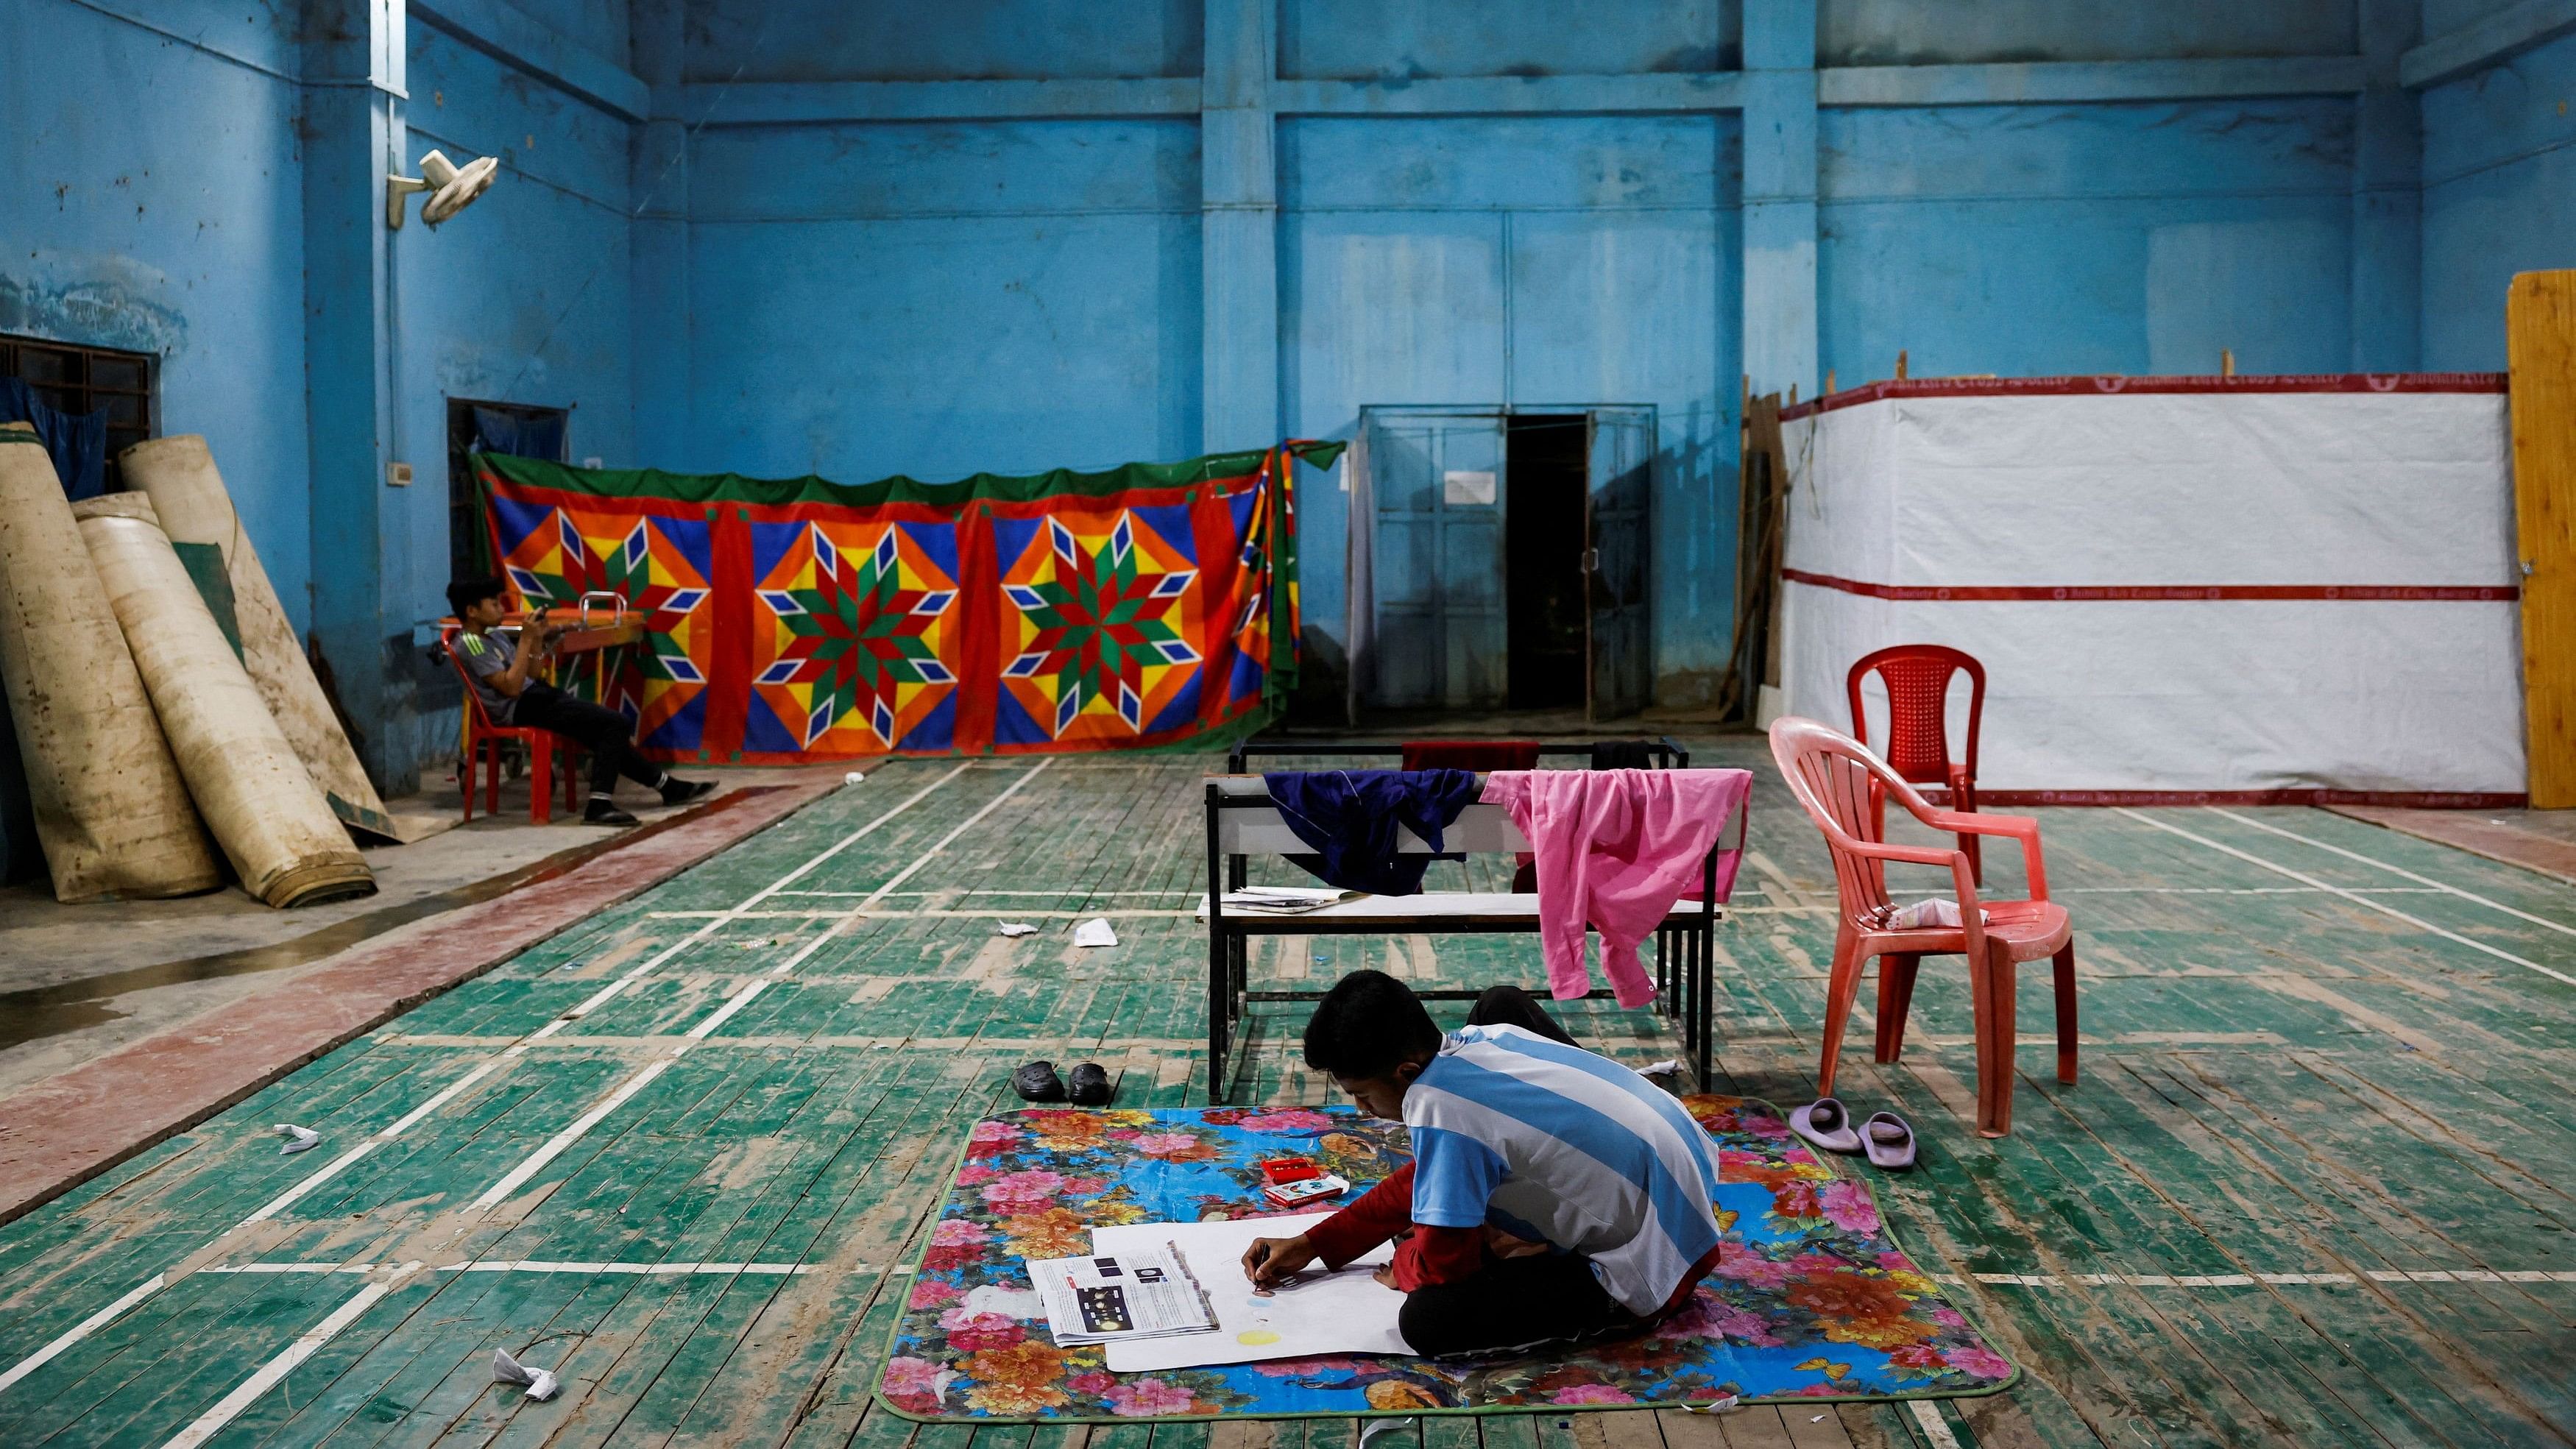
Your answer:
[119,434,406,841]
[0,424,220,900]
[72,495,375,907]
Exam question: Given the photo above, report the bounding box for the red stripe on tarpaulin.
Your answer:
[704,503,755,762]
[1778,371,2509,422]
[1780,569,2521,603]
[1975,789,2528,809]
[955,502,1000,757]
[1190,472,1245,731]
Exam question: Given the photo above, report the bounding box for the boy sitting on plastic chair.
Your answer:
[445,576,713,826]
[1241,971,1726,1356]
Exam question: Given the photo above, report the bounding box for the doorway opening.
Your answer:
[1505,414,1588,709]
[447,399,570,580]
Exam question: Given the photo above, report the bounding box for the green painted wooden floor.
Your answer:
[0,740,2570,1448]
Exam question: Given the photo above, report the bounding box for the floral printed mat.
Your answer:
[879,1099,2017,1422]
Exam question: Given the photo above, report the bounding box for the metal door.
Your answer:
[1585,407,1655,721]
[1365,410,1509,709]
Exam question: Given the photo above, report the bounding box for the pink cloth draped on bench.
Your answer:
[1480,768,1754,1008]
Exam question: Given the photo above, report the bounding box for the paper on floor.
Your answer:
[1094,1211,1409,1371]
[491,1347,561,1402]
[1073,918,1118,948]
[272,1124,319,1155]
[997,922,1039,938]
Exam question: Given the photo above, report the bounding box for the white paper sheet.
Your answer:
[1094,1211,1412,1371]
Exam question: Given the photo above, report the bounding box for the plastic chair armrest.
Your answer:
[1922,809,2050,899]
[1843,839,1964,871]
[1923,808,2036,840]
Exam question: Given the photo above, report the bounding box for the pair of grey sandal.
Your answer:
[1787,1097,1917,1169]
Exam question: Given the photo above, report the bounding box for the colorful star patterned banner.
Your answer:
[477,442,1342,762]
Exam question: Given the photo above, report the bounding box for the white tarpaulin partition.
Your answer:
[1775,375,2522,801]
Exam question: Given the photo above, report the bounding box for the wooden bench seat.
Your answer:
[1202,770,1732,1101]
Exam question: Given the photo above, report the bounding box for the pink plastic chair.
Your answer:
[1847,644,1986,884]
[1769,716,2076,1137]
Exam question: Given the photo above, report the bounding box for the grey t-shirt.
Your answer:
[456,628,522,724]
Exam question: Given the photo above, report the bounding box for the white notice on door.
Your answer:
[1442,469,1496,506]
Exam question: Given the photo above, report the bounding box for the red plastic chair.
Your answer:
[1847,644,1986,884]
[1768,716,2076,1137]
[440,623,580,825]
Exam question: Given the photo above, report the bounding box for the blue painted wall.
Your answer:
[387,17,639,774]
[2423,26,2576,368]
[0,0,640,793]
[1,0,314,619]
[1820,100,2360,380]
[8,0,2572,787]
[1278,114,1741,695]
[684,118,1202,481]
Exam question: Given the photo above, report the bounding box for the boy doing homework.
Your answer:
[1242,973,1726,1357]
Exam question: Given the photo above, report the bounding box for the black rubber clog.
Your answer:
[1067,1063,1113,1106]
[1011,1060,1067,1102]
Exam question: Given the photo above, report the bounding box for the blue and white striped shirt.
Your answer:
[1404,1024,1726,1314]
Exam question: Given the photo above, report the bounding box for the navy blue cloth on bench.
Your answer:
[1261,768,1481,896]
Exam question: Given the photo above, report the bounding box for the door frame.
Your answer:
[1354,403,1657,718]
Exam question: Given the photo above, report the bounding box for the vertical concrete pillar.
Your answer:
[2353,0,2422,371]
[300,0,407,789]
[1741,0,1819,400]
[632,0,692,470]
[1202,0,1278,454]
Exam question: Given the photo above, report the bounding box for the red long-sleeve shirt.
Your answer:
[1299,1163,1485,1292]
[1301,1162,1724,1313]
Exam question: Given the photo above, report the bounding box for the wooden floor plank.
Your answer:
[2,746,2575,1446]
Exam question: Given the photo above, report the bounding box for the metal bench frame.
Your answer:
[1202,742,1731,1102]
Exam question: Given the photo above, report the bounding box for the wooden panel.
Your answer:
[2508,272,2576,807]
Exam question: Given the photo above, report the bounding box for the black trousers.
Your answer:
[514,684,664,798]
[1464,984,1577,1046]
[1398,1250,1645,1358]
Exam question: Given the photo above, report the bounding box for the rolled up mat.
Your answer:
[119,434,406,842]
[73,496,375,907]
[0,425,220,900]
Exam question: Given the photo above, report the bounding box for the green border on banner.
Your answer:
[873,1099,2022,1426]
[478,442,1345,511]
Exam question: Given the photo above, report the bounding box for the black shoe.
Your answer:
[1011,1061,1067,1102]
[660,777,716,807]
[1067,1063,1113,1106]
[583,801,640,826]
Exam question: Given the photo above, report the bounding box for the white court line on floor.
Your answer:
[158,1263,421,1449]
[2115,809,2576,989]
[1942,1269,2576,1287]
[1907,1399,1964,1449]
[469,759,1053,1214]
[531,761,974,1036]
[2207,807,2576,940]
[643,907,1189,921]
[2056,885,2443,896]
[0,768,964,1400]
[773,888,1195,898]
[199,1260,821,1277]
[0,1274,165,1395]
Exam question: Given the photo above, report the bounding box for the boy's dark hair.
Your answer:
[446,576,508,618]
[1303,969,1442,1078]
